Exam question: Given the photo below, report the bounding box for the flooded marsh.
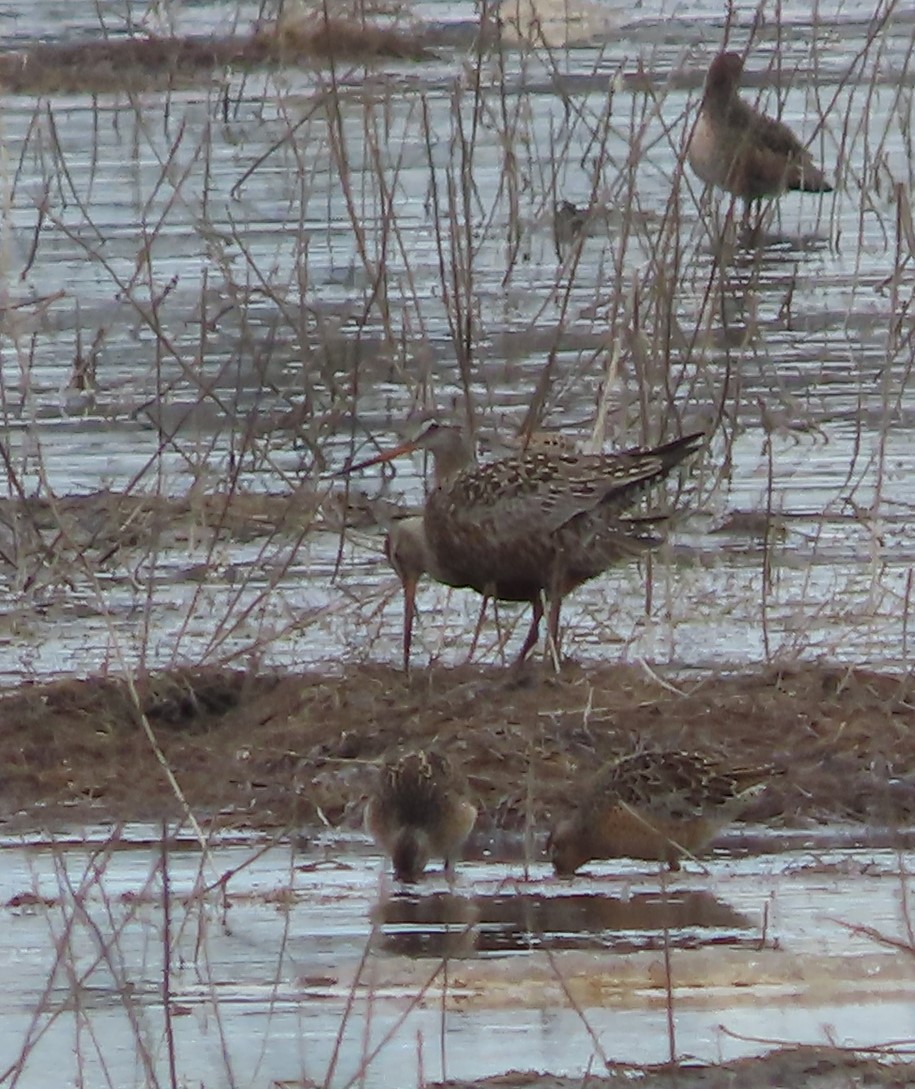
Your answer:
[1,0,914,678]
[4,826,915,1087]
[4,0,915,1085]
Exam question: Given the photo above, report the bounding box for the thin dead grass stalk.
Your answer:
[160,826,179,1089]
[7,6,915,1086]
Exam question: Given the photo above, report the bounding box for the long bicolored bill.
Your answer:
[335,437,422,477]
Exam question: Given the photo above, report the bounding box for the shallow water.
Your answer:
[3,9,915,1078]
[2,825,915,1087]
[2,1,915,679]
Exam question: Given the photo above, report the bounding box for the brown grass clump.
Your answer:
[2,662,915,835]
[432,1047,915,1089]
[0,37,247,94]
[265,13,433,62]
[0,16,434,95]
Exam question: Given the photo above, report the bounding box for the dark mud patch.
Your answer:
[431,1046,915,1088]
[0,16,437,95]
[2,661,915,835]
[0,488,330,587]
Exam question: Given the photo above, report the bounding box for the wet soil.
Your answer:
[0,17,441,94]
[432,1047,915,1089]
[3,659,915,837]
[0,489,327,587]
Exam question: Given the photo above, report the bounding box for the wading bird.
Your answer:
[365,749,477,882]
[342,423,703,669]
[688,51,833,226]
[548,749,772,875]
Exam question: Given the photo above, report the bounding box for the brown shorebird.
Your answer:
[343,423,703,669]
[365,750,477,882]
[554,199,589,257]
[688,51,832,223]
[387,427,583,665]
[548,750,772,875]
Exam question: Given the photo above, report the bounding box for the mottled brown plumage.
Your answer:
[554,199,588,256]
[549,750,772,875]
[688,51,832,217]
[345,424,703,669]
[510,428,582,455]
[364,750,477,882]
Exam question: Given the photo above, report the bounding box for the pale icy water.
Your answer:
[4,7,915,1086]
[2,825,915,1088]
[2,0,915,680]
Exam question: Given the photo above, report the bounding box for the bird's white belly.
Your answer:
[687,113,730,188]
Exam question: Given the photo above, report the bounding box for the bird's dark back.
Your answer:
[380,751,452,826]
[423,432,703,596]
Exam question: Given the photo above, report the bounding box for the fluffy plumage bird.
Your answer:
[548,749,772,875]
[688,51,833,223]
[364,750,477,882]
[343,423,703,669]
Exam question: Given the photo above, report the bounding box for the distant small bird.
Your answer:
[688,51,833,223]
[365,750,477,882]
[548,749,772,875]
[554,199,589,255]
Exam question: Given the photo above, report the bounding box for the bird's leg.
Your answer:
[467,592,491,663]
[543,556,566,671]
[513,596,543,666]
[741,198,764,244]
[545,591,563,673]
[492,597,507,664]
[401,573,419,674]
[491,599,519,666]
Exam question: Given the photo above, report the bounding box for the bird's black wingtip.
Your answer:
[677,430,707,456]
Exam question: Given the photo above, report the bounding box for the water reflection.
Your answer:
[371,888,751,957]
[371,891,480,957]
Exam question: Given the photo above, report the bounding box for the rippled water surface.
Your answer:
[1,0,914,680]
[2,825,915,1088]
[3,7,915,1086]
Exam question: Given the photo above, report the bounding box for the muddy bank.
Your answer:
[2,661,915,834]
[431,1047,915,1089]
[0,16,439,94]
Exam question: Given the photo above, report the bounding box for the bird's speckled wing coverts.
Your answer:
[423,433,703,597]
[548,749,773,873]
[375,750,458,827]
[589,750,771,821]
[365,749,477,880]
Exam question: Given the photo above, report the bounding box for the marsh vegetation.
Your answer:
[3,0,915,1084]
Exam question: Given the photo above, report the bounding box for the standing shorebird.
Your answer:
[548,750,772,875]
[688,51,833,226]
[342,423,703,669]
[365,750,477,882]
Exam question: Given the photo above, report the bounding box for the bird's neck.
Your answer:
[393,515,449,584]
[704,83,741,121]
[431,436,475,487]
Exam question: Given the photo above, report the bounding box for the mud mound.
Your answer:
[0,18,434,94]
[433,1045,915,1088]
[2,662,915,834]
